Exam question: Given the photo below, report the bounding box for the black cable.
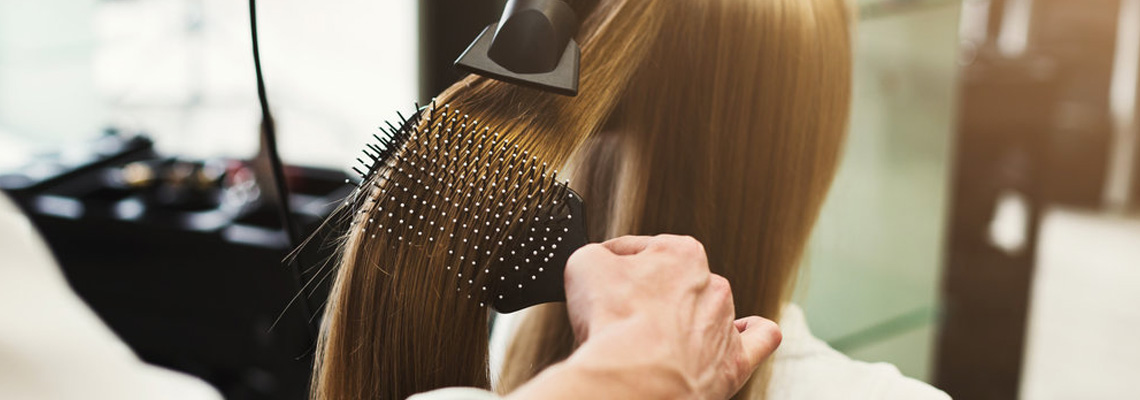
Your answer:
[249,0,316,341]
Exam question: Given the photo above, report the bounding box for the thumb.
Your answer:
[734,316,782,370]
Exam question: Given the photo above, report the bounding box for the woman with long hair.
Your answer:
[312,0,948,398]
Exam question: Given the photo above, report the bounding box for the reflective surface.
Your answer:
[797,1,962,382]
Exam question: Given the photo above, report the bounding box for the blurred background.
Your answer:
[1,0,1138,399]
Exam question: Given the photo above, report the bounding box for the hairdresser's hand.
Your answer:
[509,235,781,400]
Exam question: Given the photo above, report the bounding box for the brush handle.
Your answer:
[492,188,588,313]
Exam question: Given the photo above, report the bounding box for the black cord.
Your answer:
[249,0,316,341]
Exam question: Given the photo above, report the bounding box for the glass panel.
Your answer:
[795,0,963,382]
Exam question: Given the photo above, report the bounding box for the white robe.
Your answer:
[0,194,221,400]
[483,302,951,399]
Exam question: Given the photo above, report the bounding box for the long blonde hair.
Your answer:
[312,0,851,398]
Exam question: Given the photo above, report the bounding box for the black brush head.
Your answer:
[492,183,586,312]
[343,103,587,313]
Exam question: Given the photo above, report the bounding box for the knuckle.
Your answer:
[709,274,731,293]
[644,234,673,253]
[741,315,763,326]
[656,234,706,257]
[681,236,707,260]
[566,243,605,272]
[708,275,734,303]
[740,316,782,348]
[757,318,782,342]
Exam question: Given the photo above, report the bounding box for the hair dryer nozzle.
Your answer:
[454,0,579,96]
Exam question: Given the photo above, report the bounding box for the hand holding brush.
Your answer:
[505,235,782,400]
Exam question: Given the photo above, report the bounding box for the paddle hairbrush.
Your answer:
[344,102,587,313]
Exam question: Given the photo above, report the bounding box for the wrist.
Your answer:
[505,353,678,400]
[506,317,693,400]
[572,333,694,398]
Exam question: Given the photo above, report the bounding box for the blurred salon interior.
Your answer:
[1,0,1139,399]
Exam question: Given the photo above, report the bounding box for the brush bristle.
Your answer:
[344,102,582,311]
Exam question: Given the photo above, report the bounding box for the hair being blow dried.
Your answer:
[312,0,851,399]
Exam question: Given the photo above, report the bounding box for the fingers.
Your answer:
[654,235,707,261]
[705,274,735,319]
[565,243,616,285]
[735,316,782,370]
[600,234,708,258]
[600,235,655,255]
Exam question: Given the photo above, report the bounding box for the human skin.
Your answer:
[506,235,782,400]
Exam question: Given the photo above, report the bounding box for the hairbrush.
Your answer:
[342,102,588,313]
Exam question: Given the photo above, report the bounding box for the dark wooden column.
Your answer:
[418,0,505,101]
[935,0,1123,398]
[936,57,1054,399]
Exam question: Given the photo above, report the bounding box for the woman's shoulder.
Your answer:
[765,304,951,400]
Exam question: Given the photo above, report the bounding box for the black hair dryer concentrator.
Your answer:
[454,0,580,96]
